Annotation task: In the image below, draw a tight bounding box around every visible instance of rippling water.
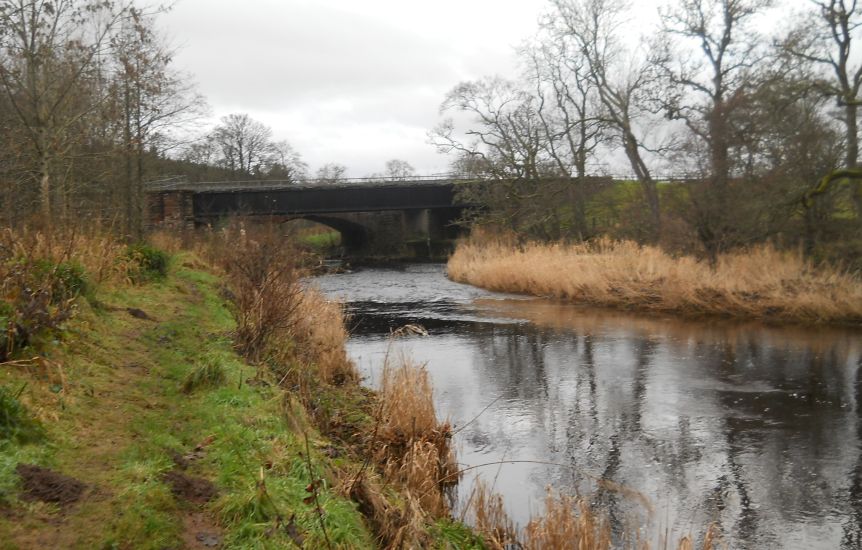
[313,264,862,549]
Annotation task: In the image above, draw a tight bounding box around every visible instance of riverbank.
[0,230,478,549]
[447,236,862,325]
[1,229,729,549]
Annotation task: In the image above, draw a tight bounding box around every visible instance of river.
[313,263,862,549]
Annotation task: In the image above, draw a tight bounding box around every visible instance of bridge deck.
[187,181,469,218]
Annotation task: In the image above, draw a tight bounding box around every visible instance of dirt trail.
[2,285,223,549]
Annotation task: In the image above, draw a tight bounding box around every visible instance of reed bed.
[376,355,458,517]
[467,482,721,550]
[289,289,357,385]
[342,352,461,548]
[448,236,862,324]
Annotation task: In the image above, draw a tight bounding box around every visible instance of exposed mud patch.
[162,470,218,503]
[16,464,86,506]
[181,512,223,549]
[126,307,156,321]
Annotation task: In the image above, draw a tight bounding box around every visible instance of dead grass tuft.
[448,234,862,324]
[464,479,519,550]
[339,352,459,547]
[0,227,131,284]
[465,481,723,550]
[523,490,611,550]
[376,354,458,500]
[288,289,357,386]
[347,473,430,549]
[676,523,722,550]
[0,227,134,360]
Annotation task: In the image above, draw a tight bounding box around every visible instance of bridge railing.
[144,173,702,193]
[143,174,489,192]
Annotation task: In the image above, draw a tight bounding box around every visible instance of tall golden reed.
[448,235,862,324]
[377,354,458,517]
[468,483,721,550]
[290,288,357,385]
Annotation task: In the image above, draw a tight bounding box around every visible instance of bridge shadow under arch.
[286,214,368,251]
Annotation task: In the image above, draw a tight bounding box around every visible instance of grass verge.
[0,249,377,548]
[0,226,480,549]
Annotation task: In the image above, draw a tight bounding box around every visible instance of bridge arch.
[286,214,368,251]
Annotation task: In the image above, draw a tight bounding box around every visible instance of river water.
[313,264,862,549]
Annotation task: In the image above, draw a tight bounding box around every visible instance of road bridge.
[145,177,474,257]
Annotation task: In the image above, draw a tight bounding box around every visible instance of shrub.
[125,244,170,283]
[33,259,89,302]
[211,224,304,363]
[0,385,44,444]
[0,257,87,360]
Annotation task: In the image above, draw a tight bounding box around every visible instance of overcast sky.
[157,0,708,177]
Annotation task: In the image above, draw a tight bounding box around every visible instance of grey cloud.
[162,0,547,176]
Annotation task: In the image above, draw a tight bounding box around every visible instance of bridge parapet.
[144,174,483,193]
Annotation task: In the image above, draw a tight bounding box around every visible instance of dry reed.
[374,354,458,519]
[464,479,519,550]
[289,289,357,385]
[523,490,611,550]
[346,472,433,549]
[448,235,862,324]
[0,227,132,284]
[466,482,722,550]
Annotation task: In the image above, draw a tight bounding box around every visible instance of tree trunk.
[570,176,587,240]
[134,142,145,240]
[621,130,661,239]
[802,204,817,258]
[846,103,862,219]
[123,80,134,238]
[39,155,51,229]
[846,103,859,168]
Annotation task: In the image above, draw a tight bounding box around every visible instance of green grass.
[0,384,44,444]
[180,354,227,394]
[431,519,487,549]
[301,231,341,250]
[0,252,376,549]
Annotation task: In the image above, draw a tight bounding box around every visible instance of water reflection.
[314,265,862,549]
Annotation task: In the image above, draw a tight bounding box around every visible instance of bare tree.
[656,0,774,259]
[781,0,862,216]
[267,140,307,183]
[432,77,571,237]
[432,77,549,181]
[384,159,415,180]
[549,0,664,238]
[0,0,130,226]
[211,113,276,178]
[315,162,347,184]
[526,28,608,237]
[111,6,206,236]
